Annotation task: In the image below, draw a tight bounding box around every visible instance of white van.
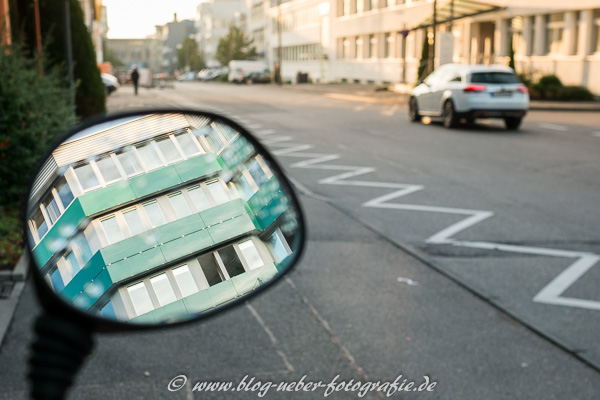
[228,60,269,83]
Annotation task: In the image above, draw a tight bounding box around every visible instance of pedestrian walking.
[131,65,140,95]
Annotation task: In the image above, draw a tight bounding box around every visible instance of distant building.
[266,0,600,93]
[27,114,296,322]
[196,0,249,67]
[158,14,197,72]
[105,38,161,71]
[78,0,107,64]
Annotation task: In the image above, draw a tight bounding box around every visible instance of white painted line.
[246,303,295,372]
[539,123,568,132]
[534,255,600,310]
[271,133,600,311]
[593,132,600,137]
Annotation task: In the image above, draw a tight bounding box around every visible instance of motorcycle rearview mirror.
[24,109,305,399]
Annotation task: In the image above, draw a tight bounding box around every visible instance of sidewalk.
[0,253,28,347]
[277,82,600,111]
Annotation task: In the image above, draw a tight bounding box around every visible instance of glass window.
[65,251,80,276]
[74,163,100,190]
[470,72,520,84]
[49,268,65,292]
[122,208,146,236]
[238,240,264,270]
[172,265,199,297]
[73,234,93,266]
[234,175,254,200]
[206,181,230,205]
[116,150,143,176]
[268,231,290,263]
[248,159,269,187]
[42,194,61,225]
[100,216,125,244]
[155,136,182,163]
[215,124,237,141]
[127,282,154,316]
[143,201,167,228]
[175,132,202,157]
[136,142,163,171]
[150,274,177,306]
[218,245,245,278]
[168,192,193,219]
[197,253,223,286]
[95,155,121,183]
[56,177,74,209]
[32,208,48,239]
[204,126,224,152]
[100,301,117,319]
[187,186,212,212]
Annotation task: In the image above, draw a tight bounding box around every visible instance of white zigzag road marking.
[265,135,600,311]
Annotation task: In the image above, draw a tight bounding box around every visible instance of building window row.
[29,177,75,243]
[274,43,323,61]
[338,0,407,17]
[251,2,264,21]
[274,6,320,33]
[43,154,274,293]
[339,32,396,59]
[29,122,239,248]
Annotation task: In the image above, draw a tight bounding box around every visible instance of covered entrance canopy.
[411,0,504,30]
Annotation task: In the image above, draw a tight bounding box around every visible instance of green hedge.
[519,73,595,101]
[0,46,76,269]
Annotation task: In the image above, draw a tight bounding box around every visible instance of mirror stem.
[28,311,94,400]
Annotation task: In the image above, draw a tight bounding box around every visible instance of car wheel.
[408,97,421,122]
[504,117,523,130]
[443,100,458,129]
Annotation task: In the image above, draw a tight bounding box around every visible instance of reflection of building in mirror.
[27,113,298,323]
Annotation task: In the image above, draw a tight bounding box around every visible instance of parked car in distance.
[101,73,120,96]
[177,71,197,82]
[228,60,269,83]
[243,70,271,84]
[204,67,229,81]
[409,64,529,130]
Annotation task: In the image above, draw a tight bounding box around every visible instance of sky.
[103,0,200,39]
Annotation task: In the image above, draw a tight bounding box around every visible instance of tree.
[508,37,516,72]
[177,37,205,71]
[417,32,430,83]
[215,26,257,67]
[103,40,124,67]
[17,0,106,119]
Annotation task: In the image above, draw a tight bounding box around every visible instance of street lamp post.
[318,2,330,84]
[63,0,74,109]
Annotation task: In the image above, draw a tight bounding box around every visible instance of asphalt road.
[1,83,598,399]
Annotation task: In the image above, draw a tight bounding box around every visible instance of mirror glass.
[26,112,303,325]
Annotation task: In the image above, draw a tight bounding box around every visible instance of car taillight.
[516,85,528,94]
[463,84,486,93]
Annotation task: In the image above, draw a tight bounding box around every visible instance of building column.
[562,11,577,55]
[462,21,471,63]
[522,16,532,56]
[494,18,509,57]
[577,9,593,57]
[533,14,546,56]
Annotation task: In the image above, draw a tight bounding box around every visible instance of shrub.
[0,207,22,271]
[556,85,595,101]
[18,0,106,119]
[0,45,76,207]
[0,45,76,270]
[538,74,562,88]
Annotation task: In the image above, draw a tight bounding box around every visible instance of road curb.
[0,253,29,349]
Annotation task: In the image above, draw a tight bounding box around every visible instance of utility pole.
[276,0,282,85]
[430,0,436,74]
[33,0,43,76]
[63,0,74,109]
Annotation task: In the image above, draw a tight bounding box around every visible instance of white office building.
[266,0,600,93]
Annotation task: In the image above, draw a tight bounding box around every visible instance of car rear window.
[470,72,520,84]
